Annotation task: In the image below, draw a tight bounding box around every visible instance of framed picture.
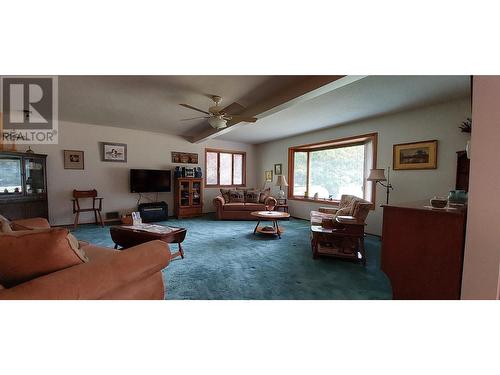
[274,163,282,175]
[393,140,438,170]
[171,151,198,164]
[265,170,273,182]
[63,150,84,170]
[102,142,127,162]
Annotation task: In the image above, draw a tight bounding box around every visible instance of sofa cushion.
[0,228,87,287]
[223,203,246,211]
[244,203,267,211]
[11,217,51,231]
[259,188,271,203]
[245,190,260,203]
[220,188,231,202]
[228,189,245,203]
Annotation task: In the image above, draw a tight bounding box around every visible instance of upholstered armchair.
[310,194,371,227]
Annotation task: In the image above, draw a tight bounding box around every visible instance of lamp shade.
[208,116,227,129]
[367,168,387,181]
[275,175,289,187]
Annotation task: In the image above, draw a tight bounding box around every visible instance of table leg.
[275,220,281,239]
[253,220,260,235]
[114,243,118,249]
[178,242,184,259]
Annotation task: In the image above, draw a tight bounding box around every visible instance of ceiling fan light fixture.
[208,116,227,129]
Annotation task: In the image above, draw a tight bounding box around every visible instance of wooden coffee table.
[110,224,187,259]
[251,210,290,239]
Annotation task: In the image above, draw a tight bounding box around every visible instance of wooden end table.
[310,215,366,265]
[250,210,290,239]
[110,224,187,259]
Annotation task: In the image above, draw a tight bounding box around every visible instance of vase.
[448,190,468,204]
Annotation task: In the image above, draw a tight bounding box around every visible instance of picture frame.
[274,163,282,175]
[171,151,198,164]
[265,170,273,182]
[393,140,438,170]
[102,142,127,162]
[63,150,84,170]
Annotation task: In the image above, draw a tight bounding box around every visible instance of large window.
[288,133,377,204]
[205,149,246,187]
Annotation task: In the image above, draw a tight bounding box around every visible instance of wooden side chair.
[72,189,104,229]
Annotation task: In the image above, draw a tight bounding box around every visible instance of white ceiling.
[58,75,470,145]
[58,75,305,138]
[220,75,471,144]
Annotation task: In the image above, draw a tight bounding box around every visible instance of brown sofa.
[213,195,278,220]
[0,218,170,300]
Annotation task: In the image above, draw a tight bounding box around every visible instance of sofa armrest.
[0,240,170,300]
[11,217,51,230]
[213,195,225,206]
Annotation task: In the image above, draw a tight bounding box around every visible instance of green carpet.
[71,215,392,299]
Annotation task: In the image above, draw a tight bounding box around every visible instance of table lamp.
[275,175,288,199]
[367,167,394,204]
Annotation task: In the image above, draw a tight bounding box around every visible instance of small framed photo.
[265,170,273,182]
[274,163,282,175]
[393,140,438,170]
[102,142,127,162]
[63,150,84,170]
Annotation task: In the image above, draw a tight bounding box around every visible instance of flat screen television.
[130,169,171,193]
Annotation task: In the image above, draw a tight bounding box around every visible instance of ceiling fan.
[180,95,257,129]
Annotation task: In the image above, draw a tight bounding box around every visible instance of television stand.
[138,201,168,222]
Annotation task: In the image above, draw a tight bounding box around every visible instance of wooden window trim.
[205,148,247,188]
[287,133,378,208]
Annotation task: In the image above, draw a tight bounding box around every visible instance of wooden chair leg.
[94,210,98,225]
[73,212,80,230]
[97,210,104,227]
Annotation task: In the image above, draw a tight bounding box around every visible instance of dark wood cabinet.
[0,151,48,220]
[173,178,203,218]
[381,201,466,299]
[456,150,470,192]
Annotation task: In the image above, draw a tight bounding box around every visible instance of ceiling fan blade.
[180,116,210,121]
[226,115,258,123]
[221,102,245,115]
[179,103,210,115]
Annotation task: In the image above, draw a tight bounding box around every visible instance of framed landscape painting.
[393,140,438,170]
[102,142,127,162]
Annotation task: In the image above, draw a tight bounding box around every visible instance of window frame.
[287,133,378,207]
[205,148,247,188]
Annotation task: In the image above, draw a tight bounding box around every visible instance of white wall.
[256,98,471,235]
[30,121,256,225]
[461,76,500,300]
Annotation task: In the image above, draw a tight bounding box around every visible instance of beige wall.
[461,76,500,300]
[31,121,256,225]
[256,98,471,235]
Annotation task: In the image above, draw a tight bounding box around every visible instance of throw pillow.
[259,188,271,203]
[0,228,87,288]
[0,214,12,233]
[228,189,245,203]
[334,204,354,218]
[220,188,231,203]
[66,232,90,262]
[245,190,260,203]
